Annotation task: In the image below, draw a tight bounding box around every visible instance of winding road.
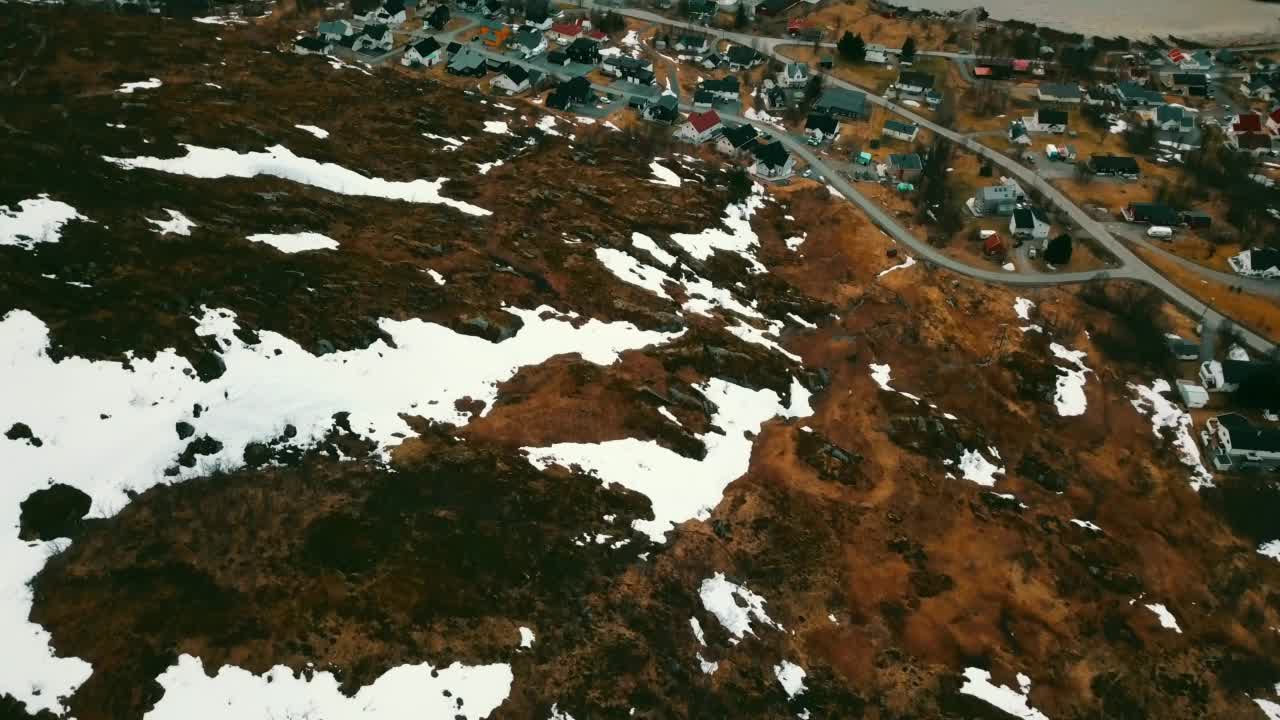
[572,1,1277,354]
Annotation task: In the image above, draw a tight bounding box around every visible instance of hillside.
[2,6,1280,720]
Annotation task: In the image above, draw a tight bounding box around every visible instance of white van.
[1147,225,1173,239]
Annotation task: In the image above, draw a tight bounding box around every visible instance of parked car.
[1147,225,1174,239]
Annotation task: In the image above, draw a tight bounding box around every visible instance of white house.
[1203,413,1280,471]
[674,110,723,144]
[1199,359,1273,392]
[804,113,839,144]
[361,3,407,27]
[1023,108,1068,133]
[1241,75,1274,101]
[1009,207,1050,241]
[294,36,332,55]
[751,141,795,181]
[353,25,394,53]
[1175,380,1209,408]
[864,43,889,64]
[881,119,918,143]
[1228,247,1280,278]
[777,62,809,88]
[491,65,531,94]
[401,37,443,67]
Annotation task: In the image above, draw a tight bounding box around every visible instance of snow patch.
[649,160,682,187]
[877,255,917,278]
[518,626,535,649]
[146,209,197,236]
[0,196,88,249]
[294,124,329,139]
[246,232,337,253]
[631,232,675,266]
[1049,343,1090,417]
[670,184,767,273]
[959,668,1050,720]
[774,661,807,699]
[784,233,807,251]
[426,268,446,285]
[1128,380,1214,489]
[483,120,511,135]
[116,77,162,93]
[698,572,782,641]
[1145,603,1182,633]
[144,654,513,720]
[105,144,491,217]
[1013,297,1035,320]
[1259,540,1280,562]
[1070,519,1103,532]
[594,248,673,299]
[957,448,1005,487]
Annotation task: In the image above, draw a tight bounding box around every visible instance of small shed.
[1176,380,1209,408]
[983,234,1006,256]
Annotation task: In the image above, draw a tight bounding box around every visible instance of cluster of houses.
[669,109,795,180]
[1224,109,1280,157]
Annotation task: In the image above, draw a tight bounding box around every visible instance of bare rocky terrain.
[3,5,1280,720]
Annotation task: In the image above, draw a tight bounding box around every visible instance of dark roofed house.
[491,64,531,94]
[294,36,332,55]
[546,49,569,66]
[566,36,600,65]
[546,75,593,110]
[896,70,934,94]
[751,141,795,180]
[717,123,759,155]
[701,76,739,102]
[814,87,868,119]
[1124,202,1180,225]
[804,113,840,143]
[427,4,450,29]
[888,153,923,182]
[1037,83,1082,103]
[1228,247,1280,278]
[1205,413,1280,471]
[641,93,680,124]
[447,46,487,76]
[693,88,716,107]
[726,45,763,70]
[882,119,918,142]
[1169,72,1209,95]
[1089,154,1140,178]
[1032,108,1068,132]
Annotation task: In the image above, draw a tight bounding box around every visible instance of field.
[1132,245,1280,343]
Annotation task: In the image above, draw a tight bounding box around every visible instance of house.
[888,153,923,182]
[485,55,509,72]
[1177,380,1209,408]
[456,0,482,11]
[1215,48,1240,67]
[360,1,407,27]
[1200,360,1273,393]
[675,35,710,54]
[692,88,716,108]
[1242,75,1276,101]
[699,77,739,103]
[1010,207,1050,241]
[1025,108,1068,133]
[983,233,1006,257]
[1009,119,1031,145]
[818,55,834,70]
[1089,154,1140,179]
[805,113,840,144]
[1166,335,1202,361]
[1177,48,1214,71]
[675,109,723,144]
[971,183,1024,216]
[546,76,593,110]
[566,36,600,65]
[1229,131,1274,156]
[480,23,511,49]
[1153,104,1196,133]
[353,25,393,53]
[317,19,353,42]
[778,62,809,88]
[751,141,795,181]
[882,119,918,143]
[639,94,679,124]
[1233,112,1264,134]
[726,45,763,71]
[1203,414,1280,471]
[717,123,759,155]
[482,0,505,18]
[814,87,868,119]
[924,88,943,108]
[401,37,443,67]
[755,0,801,15]
[549,19,584,44]
[294,36,332,55]
[513,28,547,57]
[1268,108,1280,135]
[447,47,487,76]
[686,0,715,17]
[1084,86,1112,106]
[1228,248,1280,278]
[1182,210,1212,229]
[426,4,449,30]
[603,55,655,84]
[1115,81,1165,107]
[491,64,531,94]
[760,81,787,110]
[1037,83,1082,103]
[546,50,569,66]
[1168,72,1209,97]
[864,43,889,64]
[1123,202,1180,225]
[445,40,462,56]
[896,70,934,95]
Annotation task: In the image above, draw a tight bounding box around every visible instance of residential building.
[881,119,918,143]
[1241,75,1276,101]
[778,62,809,88]
[491,65,531,94]
[675,35,710,54]
[546,76,593,110]
[1115,81,1165,107]
[480,23,511,49]
[726,45,763,70]
[549,19,585,44]
[717,123,759,155]
[1267,108,1280,135]
[603,56,656,85]
[983,234,1006,257]
[864,43,889,64]
[1089,154,1140,179]
[360,1,406,27]
[888,153,923,182]
[401,37,443,67]
[513,28,547,57]
[1153,104,1195,133]
[641,94,680,124]
[1025,107,1067,133]
[565,36,600,65]
[446,46,487,76]
[760,81,787,110]
[1167,72,1210,97]
[814,87,868,119]
[674,109,723,144]
[1009,119,1031,145]
[970,183,1024,216]
[1010,207,1050,241]
[700,77,739,103]
[1166,335,1202,361]
[1228,248,1280,279]
[353,25,393,53]
[426,5,449,30]
[896,70,934,95]
[317,19,353,41]
[1123,202,1180,225]
[546,50,569,66]
[1037,83,1081,103]
[804,113,840,144]
[1228,131,1274,156]
[751,141,795,180]
[1200,360,1273,393]
[1203,414,1280,471]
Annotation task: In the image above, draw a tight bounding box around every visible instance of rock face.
[19,485,92,541]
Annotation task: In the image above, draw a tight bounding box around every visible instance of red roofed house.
[550,19,584,44]
[983,234,1006,257]
[1267,107,1280,134]
[1229,131,1275,156]
[1234,112,1263,134]
[1168,48,1187,64]
[675,109,723,144]
[586,30,607,42]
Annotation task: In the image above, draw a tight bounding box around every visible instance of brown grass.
[792,2,957,52]
[1132,245,1280,342]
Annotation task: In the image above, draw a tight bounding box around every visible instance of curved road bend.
[572,2,1276,352]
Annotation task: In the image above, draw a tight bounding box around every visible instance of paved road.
[1110,227,1280,299]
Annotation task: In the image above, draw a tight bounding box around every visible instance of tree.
[1124,120,1157,155]
[837,31,865,63]
[726,167,753,203]
[901,36,917,63]
[1045,234,1073,265]
[734,2,747,29]
[524,0,549,23]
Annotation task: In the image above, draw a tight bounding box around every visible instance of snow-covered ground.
[670,184,768,273]
[246,232,339,253]
[0,305,678,713]
[1049,343,1090,417]
[698,572,782,642]
[1128,380,1214,489]
[294,124,329,139]
[144,654,512,720]
[774,661,807,699]
[1145,603,1182,633]
[146,209,197,236]
[957,448,1005,487]
[0,196,89,249]
[877,255,916,278]
[525,378,811,541]
[104,144,491,217]
[116,77,162,93]
[958,668,1050,720]
[649,160,682,187]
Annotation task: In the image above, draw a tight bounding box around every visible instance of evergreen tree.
[901,36,917,63]
[837,31,866,63]
[1045,234,1073,265]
